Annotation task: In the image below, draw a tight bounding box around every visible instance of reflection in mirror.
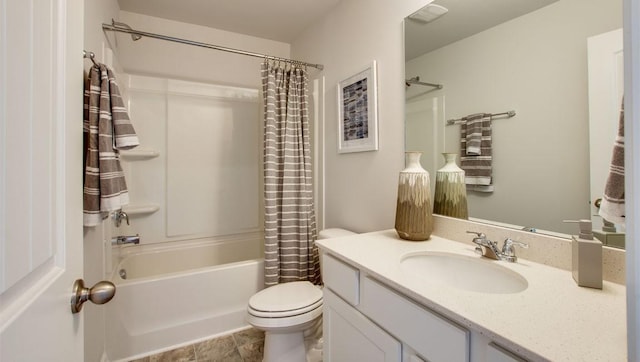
[404,0,623,244]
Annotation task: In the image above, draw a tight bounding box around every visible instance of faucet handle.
[501,238,528,262]
[113,210,129,227]
[466,231,485,238]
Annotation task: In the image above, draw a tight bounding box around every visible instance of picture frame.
[337,60,379,153]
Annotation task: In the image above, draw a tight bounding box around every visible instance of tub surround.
[317,226,626,361]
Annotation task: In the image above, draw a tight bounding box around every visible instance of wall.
[83,1,121,361]
[405,0,622,234]
[291,0,431,232]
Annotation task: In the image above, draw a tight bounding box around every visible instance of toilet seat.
[248,281,323,318]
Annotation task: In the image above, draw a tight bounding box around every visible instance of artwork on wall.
[337,61,379,153]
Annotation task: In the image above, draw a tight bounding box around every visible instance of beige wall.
[292,0,430,233]
[406,0,622,234]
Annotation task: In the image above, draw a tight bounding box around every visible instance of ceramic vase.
[433,153,468,219]
[394,152,433,241]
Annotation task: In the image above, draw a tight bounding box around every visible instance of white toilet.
[247,228,356,362]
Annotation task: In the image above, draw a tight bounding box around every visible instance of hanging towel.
[83,64,139,227]
[460,113,494,192]
[599,99,625,225]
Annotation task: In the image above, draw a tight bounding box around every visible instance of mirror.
[404,0,623,240]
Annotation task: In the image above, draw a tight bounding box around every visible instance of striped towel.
[599,99,625,225]
[460,113,494,192]
[83,64,139,226]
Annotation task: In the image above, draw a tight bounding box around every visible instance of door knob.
[71,279,116,314]
[594,198,602,209]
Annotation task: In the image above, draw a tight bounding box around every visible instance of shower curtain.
[261,61,320,286]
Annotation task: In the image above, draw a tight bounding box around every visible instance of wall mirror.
[404,0,624,243]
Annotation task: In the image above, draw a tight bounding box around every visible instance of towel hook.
[83,50,99,67]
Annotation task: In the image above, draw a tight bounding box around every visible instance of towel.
[83,64,139,226]
[599,99,625,225]
[460,113,494,192]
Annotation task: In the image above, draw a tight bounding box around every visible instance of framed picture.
[337,61,378,153]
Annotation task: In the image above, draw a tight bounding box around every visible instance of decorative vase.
[394,152,433,241]
[433,153,468,219]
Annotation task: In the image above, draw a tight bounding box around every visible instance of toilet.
[247,228,356,362]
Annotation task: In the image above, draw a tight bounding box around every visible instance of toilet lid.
[248,281,322,317]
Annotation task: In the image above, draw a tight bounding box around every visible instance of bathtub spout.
[112,234,140,245]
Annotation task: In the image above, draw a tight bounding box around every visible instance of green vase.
[433,153,468,219]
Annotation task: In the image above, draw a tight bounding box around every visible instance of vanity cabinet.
[322,253,528,362]
[323,289,402,361]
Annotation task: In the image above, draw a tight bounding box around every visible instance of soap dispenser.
[593,219,626,249]
[563,219,602,289]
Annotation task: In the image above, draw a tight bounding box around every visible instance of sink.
[400,251,528,294]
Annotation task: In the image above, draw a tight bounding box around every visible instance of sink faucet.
[467,231,501,260]
[466,231,528,262]
[111,234,140,245]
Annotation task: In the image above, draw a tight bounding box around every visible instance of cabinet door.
[324,289,402,362]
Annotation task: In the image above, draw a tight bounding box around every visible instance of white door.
[0,0,85,360]
[587,28,624,231]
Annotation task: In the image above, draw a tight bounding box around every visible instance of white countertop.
[317,229,627,361]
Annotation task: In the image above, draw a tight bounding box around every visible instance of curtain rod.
[405,76,443,89]
[102,21,324,71]
[446,110,516,125]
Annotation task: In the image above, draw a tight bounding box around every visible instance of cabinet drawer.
[487,343,527,362]
[322,253,360,305]
[361,277,469,362]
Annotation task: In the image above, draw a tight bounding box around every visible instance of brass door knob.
[71,279,116,314]
[594,198,602,209]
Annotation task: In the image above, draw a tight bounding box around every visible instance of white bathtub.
[104,233,264,362]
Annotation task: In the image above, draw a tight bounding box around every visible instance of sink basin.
[400,251,528,294]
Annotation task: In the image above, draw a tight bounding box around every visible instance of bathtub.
[104,233,264,362]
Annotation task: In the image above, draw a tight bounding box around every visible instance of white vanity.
[317,229,626,361]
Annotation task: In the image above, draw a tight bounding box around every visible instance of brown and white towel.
[599,99,625,225]
[83,64,139,226]
[460,113,494,192]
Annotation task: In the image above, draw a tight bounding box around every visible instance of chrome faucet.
[111,234,140,245]
[466,231,528,262]
[113,210,129,227]
[501,238,529,262]
[467,231,501,260]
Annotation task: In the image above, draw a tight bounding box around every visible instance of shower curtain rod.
[102,21,324,70]
[405,76,443,89]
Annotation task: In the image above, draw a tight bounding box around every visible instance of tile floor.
[130,328,265,362]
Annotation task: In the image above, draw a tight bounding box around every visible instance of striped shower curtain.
[261,61,320,286]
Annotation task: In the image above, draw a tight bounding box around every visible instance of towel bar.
[446,110,516,125]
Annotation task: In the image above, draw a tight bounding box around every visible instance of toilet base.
[263,331,306,362]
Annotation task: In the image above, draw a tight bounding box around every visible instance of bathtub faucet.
[111,234,140,245]
[113,210,129,227]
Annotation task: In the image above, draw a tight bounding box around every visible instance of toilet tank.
[318,228,356,240]
[317,228,356,280]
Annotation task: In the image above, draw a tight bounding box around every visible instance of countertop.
[316,229,627,361]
